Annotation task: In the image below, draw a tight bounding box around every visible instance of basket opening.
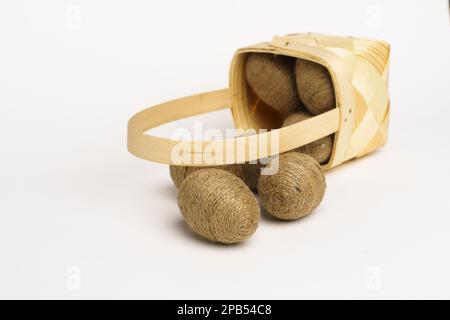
[231,51,337,165]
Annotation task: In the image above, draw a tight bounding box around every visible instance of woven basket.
[128,33,390,169]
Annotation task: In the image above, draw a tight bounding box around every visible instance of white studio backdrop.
[0,0,449,299]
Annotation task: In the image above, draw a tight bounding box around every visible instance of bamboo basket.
[128,33,390,169]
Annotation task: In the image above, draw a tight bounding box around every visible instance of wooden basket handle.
[127,88,340,166]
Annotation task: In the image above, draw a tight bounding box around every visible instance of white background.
[0,0,449,299]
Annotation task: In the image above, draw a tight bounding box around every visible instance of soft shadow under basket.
[128,33,390,169]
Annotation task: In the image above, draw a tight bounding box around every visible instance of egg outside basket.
[128,33,390,169]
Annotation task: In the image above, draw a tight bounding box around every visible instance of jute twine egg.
[245,53,299,117]
[169,164,244,189]
[295,59,336,115]
[178,169,260,244]
[283,111,334,164]
[258,152,326,220]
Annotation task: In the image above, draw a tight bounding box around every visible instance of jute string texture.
[295,58,336,115]
[178,169,260,244]
[245,53,299,117]
[283,111,333,164]
[258,152,326,220]
[169,164,244,188]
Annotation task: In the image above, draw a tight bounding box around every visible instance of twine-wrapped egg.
[169,164,244,189]
[178,169,260,244]
[295,59,336,115]
[283,111,334,164]
[245,53,299,117]
[258,152,326,220]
